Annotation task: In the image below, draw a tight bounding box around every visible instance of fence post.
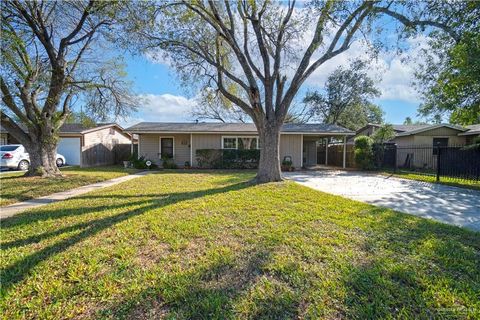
[393,144,397,173]
[436,146,441,182]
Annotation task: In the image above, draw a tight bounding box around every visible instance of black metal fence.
[375,144,480,182]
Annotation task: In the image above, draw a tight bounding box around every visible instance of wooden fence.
[327,144,356,168]
[81,143,131,167]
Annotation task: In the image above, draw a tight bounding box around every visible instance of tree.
[127,0,464,182]
[415,2,480,125]
[372,124,395,144]
[1,0,135,177]
[65,112,96,128]
[404,117,413,125]
[303,60,381,130]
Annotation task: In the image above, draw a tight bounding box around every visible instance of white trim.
[159,136,175,159]
[138,135,141,160]
[221,135,259,149]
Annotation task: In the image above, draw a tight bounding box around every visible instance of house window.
[222,136,258,150]
[433,137,448,155]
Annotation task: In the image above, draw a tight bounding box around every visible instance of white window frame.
[221,136,259,150]
[159,136,175,159]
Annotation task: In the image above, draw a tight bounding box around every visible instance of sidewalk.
[0,171,153,219]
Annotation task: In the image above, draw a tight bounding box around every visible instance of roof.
[458,124,480,136]
[396,123,467,137]
[356,123,431,134]
[1,123,130,137]
[125,122,355,135]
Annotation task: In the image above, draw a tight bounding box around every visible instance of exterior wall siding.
[280,134,302,168]
[84,127,131,147]
[139,133,304,168]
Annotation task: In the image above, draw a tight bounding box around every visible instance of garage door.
[58,137,81,165]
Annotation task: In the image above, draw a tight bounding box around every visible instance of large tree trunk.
[256,124,282,183]
[24,137,62,178]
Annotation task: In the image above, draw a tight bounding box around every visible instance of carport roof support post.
[343,136,346,169]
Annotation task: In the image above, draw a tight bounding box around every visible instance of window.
[0,145,19,151]
[433,137,448,155]
[222,137,237,149]
[222,136,258,150]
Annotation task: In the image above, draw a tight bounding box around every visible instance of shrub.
[195,149,260,169]
[161,155,178,169]
[354,135,374,170]
[130,155,158,169]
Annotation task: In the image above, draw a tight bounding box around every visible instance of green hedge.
[196,149,260,169]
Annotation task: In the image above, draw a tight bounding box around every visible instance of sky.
[118,21,429,128]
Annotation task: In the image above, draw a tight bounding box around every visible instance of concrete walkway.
[285,170,480,232]
[0,171,153,219]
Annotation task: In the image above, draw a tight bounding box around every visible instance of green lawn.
[1,172,479,319]
[0,166,138,206]
[382,170,480,191]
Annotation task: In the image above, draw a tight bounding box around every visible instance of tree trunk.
[24,138,62,177]
[256,124,282,183]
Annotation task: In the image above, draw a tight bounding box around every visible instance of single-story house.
[1,123,132,166]
[125,122,355,169]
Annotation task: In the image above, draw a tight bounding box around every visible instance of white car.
[0,145,66,171]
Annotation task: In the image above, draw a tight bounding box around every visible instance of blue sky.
[120,35,425,127]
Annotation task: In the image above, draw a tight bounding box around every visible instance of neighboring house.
[458,124,480,145]
[57,123,132,166]
[125,122,355,168]
[1,123,131,167]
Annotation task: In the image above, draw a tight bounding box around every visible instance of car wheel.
[56,158,64,167]
[18,160,29,171]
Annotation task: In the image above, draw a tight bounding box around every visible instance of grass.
[0,166,138,206]
[382,170,480,191]
[1,171,479,319]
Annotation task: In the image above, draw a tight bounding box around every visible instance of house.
[125,122,355,168]
[458,124,480,145]
[355,123,469,146]
[1,123,132,166]
[57,123,132,166]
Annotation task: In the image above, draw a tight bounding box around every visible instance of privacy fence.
[81,143,131,167]
[375,144,480,182]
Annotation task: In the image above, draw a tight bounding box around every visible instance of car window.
[0,145,19,151]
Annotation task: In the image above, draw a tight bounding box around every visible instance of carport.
[302,134,353,168]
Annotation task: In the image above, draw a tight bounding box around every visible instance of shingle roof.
[1,123,125,135]
[459,124,480,135]
[391,124,432,132]
[125,122,354,135]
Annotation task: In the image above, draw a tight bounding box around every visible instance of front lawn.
[382,170,480,191]
[1,172,479,319]
[0,166,138,206]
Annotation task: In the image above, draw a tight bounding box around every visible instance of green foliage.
[303,61,382,130]
[65,112,96,128]
[371,124,396,144]
[161,156,178,169]
[196,149,260,169]
[415,4,480,125]
[128,154,158,169]
[354,136,374,170]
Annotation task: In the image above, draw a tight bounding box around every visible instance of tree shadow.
[1,181,252,295]
[340,208,480,319]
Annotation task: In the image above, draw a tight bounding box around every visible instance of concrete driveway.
[284,170,480,232]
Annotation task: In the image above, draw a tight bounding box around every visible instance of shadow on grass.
[341,208,480,319]
[1,181,253,295]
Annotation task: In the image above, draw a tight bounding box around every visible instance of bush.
[161,156,178,169]
[195,149,260,169]
[354,136,374,170]
[129,154,158,169]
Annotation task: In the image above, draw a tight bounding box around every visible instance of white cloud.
[119,93,197,127]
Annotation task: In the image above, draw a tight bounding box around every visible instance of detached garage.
[57,123,132,167]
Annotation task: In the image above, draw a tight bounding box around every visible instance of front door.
[160,138,174,159]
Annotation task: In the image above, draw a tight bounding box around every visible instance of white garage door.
[58,137,81,165]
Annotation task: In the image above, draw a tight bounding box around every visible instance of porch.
[301,134,353,169]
